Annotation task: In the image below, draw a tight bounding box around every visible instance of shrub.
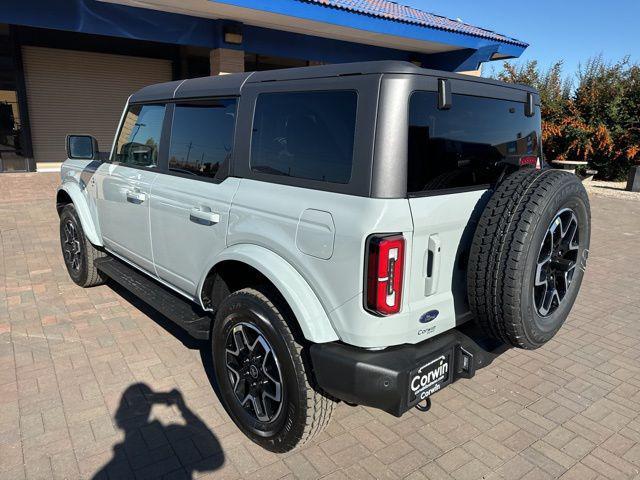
[493,56,640,180]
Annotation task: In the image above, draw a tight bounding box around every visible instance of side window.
[168,99,237,179]
[113,104,165,167]
[250,90,357,184]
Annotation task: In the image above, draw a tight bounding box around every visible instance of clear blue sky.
[406,0,640,77]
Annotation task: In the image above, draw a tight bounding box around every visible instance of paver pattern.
[1,173,639,480]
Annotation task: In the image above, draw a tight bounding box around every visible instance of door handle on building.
[126,190,146,204]
[189,207,220,226]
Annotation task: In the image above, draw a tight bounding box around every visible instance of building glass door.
[0,31,29,172]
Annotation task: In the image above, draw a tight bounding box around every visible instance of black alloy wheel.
[224,322,283,423]
[534,208,580,317]
[62,218,83,273]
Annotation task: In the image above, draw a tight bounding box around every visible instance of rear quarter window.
[408,92,541,194]
[250,90,357,184]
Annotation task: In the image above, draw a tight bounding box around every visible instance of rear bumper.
[309,324,507,417]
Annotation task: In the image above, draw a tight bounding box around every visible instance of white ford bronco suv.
[57,61,590,453]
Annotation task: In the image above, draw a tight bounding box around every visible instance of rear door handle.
[424,234,441,296]
[126,190,146,204]
[189,207,220,226]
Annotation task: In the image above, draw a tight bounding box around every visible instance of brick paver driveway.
[1,173,639,480]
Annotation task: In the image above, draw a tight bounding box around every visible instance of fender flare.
[57,183,103,247]
[201,244,339,344]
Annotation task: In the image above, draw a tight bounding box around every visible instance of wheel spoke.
[540,286,559,317]
[227,364,241,391]
[250,395,269,422]
[566,218,579,251]
[261,351,282,402]
[535,259,549,287]
[225,328,243,357]
[559,264,576,295]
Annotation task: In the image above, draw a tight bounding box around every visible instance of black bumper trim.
[310,324,507,417]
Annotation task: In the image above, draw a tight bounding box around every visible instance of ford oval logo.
[419,310,439,324]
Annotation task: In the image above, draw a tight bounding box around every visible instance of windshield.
[408,91,541,194]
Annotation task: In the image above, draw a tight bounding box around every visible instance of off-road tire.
[212,287,335,452]
[59,204,106,287]
[467,169,591,349]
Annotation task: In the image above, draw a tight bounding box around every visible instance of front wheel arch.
[56,184,102,247]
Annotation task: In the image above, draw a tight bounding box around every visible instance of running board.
[95,256,211,339]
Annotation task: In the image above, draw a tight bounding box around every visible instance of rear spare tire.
[468,169,590,349]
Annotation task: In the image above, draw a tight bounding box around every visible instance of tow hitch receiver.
[415,397,431,412]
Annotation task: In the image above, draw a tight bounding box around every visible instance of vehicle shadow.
[108,281,207,350]
[107,281,222,394]
[92,383,225,479]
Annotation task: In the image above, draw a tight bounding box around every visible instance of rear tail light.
[365,234,405,315]
[520,156,541,169]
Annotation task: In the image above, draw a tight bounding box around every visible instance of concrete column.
[210,48,244,75]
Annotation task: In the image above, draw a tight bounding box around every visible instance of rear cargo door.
[407,191,489,331]
[406,89,542,330]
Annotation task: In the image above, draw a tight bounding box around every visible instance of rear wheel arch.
[198,246,339,344]
[200,260,267,310]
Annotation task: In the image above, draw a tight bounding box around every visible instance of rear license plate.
[408,351,451,407]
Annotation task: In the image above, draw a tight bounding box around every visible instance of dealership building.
[0,0,527,173]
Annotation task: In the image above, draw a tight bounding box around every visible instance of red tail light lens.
[365,234,405,315]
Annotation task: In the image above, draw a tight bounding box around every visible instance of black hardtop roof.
[129,60,537,103]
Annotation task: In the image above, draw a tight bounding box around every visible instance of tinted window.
[251,91,357,184]
[168,99,237,179]
[113,104,165,167]
[408,92,541,194]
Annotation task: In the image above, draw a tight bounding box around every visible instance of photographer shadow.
[93,383,224,479]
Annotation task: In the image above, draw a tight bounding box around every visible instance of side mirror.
[66,135,99,160]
